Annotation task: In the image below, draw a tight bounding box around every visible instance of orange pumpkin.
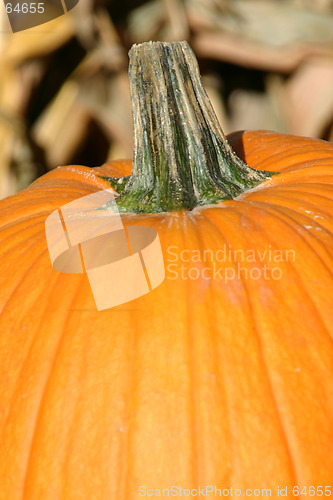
[0,41,332,500]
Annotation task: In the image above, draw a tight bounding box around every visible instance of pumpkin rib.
[247,195,333,285]
[29,164,123,190]
[144,212,197,483]
[210,200,327,320]
[60,345,90,498]
[28,185,108,198]
[241,294,299,486]
[0,204,59,226]
[205,240,235,484]
[229,131,333,173]
[196,214,242,484]
[209,197,333,350]
[245,192,333,237]
[230,130,333,155]
[244,152,333,172]
[256,184,333,197]
[243,195,333,247]
[200,212,239,478]
[0,178,117,247]
[21,279,84,498]
[240,186,333,219]
[205,206,333,482]
[120,321,138,500]
[187,213,249,484]
[0,230,55,310]
[0,217,48,248]
[234,200,333,337]
[259,170,333,188]
[209,291,234,484]
[229,196,332,243]
[243,198,333,269]
[202,212,299,483]
[242,187,333,225]
[65,333,93,497]
[0,191,94,226]
[182,212,205,484]
[0,269,67,497]
[245,186,333,206]
[0,243,49,317]
[285,158,333,168]
[0,236,50,315]
[0,253,63,394]
[204,210,299,474]
[262,184,333,195]
[185,212,236,483]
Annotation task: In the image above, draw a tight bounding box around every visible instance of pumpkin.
[0,41,332,500]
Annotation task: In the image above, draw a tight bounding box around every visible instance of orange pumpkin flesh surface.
[0,42,333,499]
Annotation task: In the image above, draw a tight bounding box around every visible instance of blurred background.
[1,0,333,198]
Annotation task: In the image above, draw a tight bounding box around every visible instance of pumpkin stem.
[108,41,272,213]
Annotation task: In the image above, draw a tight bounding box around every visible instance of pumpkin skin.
[0,130,332,499]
